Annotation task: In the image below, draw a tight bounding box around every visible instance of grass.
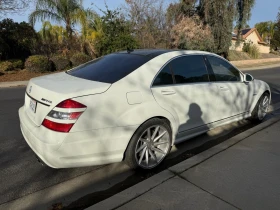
[229,50,280,61]
[228,50,252,61]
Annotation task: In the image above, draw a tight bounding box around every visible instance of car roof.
[117,49,213,59]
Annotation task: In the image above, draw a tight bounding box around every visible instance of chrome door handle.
[161,90,176,95]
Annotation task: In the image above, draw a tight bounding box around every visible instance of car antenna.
[127,47,134,53]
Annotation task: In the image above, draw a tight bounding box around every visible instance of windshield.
[67,53,150,83]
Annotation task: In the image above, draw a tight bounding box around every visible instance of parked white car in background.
[19,49,270,170]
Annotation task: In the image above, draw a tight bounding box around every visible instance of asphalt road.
[0,66,279,209]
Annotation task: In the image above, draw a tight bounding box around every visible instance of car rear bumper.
[19,106,138,168]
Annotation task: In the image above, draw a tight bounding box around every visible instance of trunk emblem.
[28,86,32,94]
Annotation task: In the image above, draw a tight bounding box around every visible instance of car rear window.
[67,53,150,83]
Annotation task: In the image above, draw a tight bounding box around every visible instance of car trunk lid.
[24,72,111,126]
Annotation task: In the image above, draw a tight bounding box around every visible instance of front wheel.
[124,118,172,170]
[250,93,270,122]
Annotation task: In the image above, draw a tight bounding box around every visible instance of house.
[230,28,270,53]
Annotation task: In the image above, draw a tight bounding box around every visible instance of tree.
[0,0,30,17]
[29,0,93,40]
[167,0,197,25]
[93,8,138,56]
[197,0,255,57]
[124,0,168,48]
[171,16,215,51]
[199,0,236,56]
[235,0,256,41]
[0,19,38,60]
[255,21,276,43]
[271,10,280,50]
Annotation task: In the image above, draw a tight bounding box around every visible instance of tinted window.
[67,54,150,83]
[207,56,241,82]
[153,65,174,86]
[170,55,209,84]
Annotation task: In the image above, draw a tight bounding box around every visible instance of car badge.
[29,86,32,94]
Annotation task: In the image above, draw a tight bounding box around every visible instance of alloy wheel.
[135,125,170,169]
[258,95,269,120]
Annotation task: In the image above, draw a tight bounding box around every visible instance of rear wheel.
[250,93,270,122]
[124,118,172,170]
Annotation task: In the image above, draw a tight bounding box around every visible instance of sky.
[4,0,280,31]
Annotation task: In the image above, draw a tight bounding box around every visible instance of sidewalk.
[88,116,280,210]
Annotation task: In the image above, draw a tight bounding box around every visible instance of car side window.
[152,65,174,86]
[169,55,209,84]
[206,56,241,82]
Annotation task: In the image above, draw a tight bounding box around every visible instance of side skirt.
[174,112,250,145]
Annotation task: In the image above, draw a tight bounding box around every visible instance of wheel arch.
[122,115,176,161]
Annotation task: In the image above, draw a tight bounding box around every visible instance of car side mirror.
[244,73,254,83]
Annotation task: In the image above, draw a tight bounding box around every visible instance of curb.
[0,81,28,88]
[87,115,280,210]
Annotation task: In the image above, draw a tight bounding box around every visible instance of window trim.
[151,54,211,88]
[205,55,245,83]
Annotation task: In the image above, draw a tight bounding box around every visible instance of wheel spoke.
[263,97,268,106]
[138,147,147,164]
[145,149,149,166]
[151,126,160,141]
[139,138,149,144]
[149,149,157,162]
[136,144,146,154]
[152,147,166,155]
[154,140,169,146]
[147,128,151,141]
[153,131,167,142]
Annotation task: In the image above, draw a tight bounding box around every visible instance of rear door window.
[152,65,174,86]
[170,55,209,84]
[67,53,150,83]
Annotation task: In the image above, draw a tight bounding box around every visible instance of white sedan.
[19,50,270,170]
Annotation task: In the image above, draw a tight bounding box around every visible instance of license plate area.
[29,98,37,113]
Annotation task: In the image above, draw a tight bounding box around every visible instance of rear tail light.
[42,119,74,133]
[56,99,86,108]
[42,99,87,133]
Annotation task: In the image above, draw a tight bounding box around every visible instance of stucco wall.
[258,45,270,53]
[246,32,259,45]
[230,40,243,51]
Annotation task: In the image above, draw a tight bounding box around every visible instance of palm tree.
[29,0,93,39]
[39,21,66,43]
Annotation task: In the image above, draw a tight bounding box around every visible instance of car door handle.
[219,86,229,91]
[161,90,176,95]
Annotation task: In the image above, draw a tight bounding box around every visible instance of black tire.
[250,92,270,122]
[124,118,172,170]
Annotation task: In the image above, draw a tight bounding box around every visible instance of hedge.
[25,55,54,72]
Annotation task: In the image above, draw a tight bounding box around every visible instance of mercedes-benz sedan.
[19,49,270,170]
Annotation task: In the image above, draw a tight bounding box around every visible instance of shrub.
[70,53,91,67]
[9,59,24,69]
[25,55,54,72]
[0,61,14,72]
[51,55,71,71]
[171,16,215,51]
[242,41,260,59]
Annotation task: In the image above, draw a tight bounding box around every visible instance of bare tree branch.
[0,0,31,17]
